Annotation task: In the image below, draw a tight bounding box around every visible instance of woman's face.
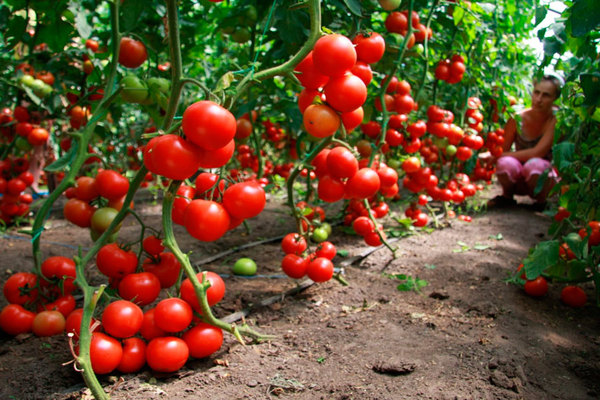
[531,80,558,111]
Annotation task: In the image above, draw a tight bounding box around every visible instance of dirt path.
[1,198,599,400]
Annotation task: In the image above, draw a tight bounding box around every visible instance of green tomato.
[15,136,32,151]
[19,74,35,87]
[233,257,257,276]
[121,75,149,104]
[40,83,53,97]
[378,0,401,10]
[320,222,332,236]
[147,77,170,108]
[387,158,401,170]
[432,137,448,148]
[90,207,121,234]
[244,5,258,24]
[231,27,251,43]
[30,79,46,96]
[311,227,329,243]
[445,145,457,157]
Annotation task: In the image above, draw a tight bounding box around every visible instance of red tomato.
[0,304,35,335]
[41,256,77,295]
[142,252,181,289]
[312,34,357,77]
[182,101,236,151]
[101,300,144,338]
[154,298,193,333]
[324,74,367,113]
[183,323,223,359]
[172,184,195,225]
[63,198,95,228]
[303,104,340,138]
[385,11,408,33]
[197,139,235,168]
[117,337,147,373]
[281,254,308,279]
[351,61,373,86]
[345,168,381,199]
[327,147,358,180]
[524,276,548,297]
[352,216,375,236]
[560,286,586,308]
[184,200,230,242]
[315,241,336,260]
[65,308,98,338]
[143,235,164,256]
[145,135,202,180]
[85,38,99,52]
[3,272,38,305]
[377,166,398,188]
[39,294,76,317]
[146,337,189,373]
[413,212,429,227]
[318,175,346,203]
[281,233,308,255]
[180,271,226,310]
[118,37,147,68]
[294,51,330,89]
[89,332,123,374]
[222,181,266,220]
[140,308,167,340]
[32,310,65,337]
[74,176,99,201]
[96,243,138,279]
[307,257,334,282]
[194,172,222,199]
[118,272,161,306]
[95,170,129,201]
[353,32,385,64]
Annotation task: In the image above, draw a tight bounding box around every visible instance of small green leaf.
[523,240,560,279]
[488,233,503,240]
[568,0,600,37]
[45,143,77,172]
[342,0,362,16]
[215,71,235,92]
[580,73,600,106]
[37,18,73,51]
[553,142,575,171]
[425,264,436,270]
[336,249,349,257]
[534,5,548,27]
[473,244,491,251]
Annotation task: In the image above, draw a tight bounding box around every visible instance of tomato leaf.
[341,0,361,17]
[567,260,589,280]
[70,3,92,39]
[523,240,559,279]
[552,142,575,171]
[567,0,600,37]
[534,5,548,27]
[37,18,73,52]
[336,249,349,257]
[46,143,78,172]
[580,73,600,106]
[4,14,27,50]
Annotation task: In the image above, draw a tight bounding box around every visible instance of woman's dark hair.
[536,74,562,99]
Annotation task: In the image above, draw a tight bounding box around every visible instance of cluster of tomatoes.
[16,63,54,98]
[0,256,77,337]
[482,126,506,159]
[62,170,130,240]
[384,9,433,48]
[280,231,337,282]
[171,172,266,243]
[297,31,383,137]
[434,55,467,84]
[0,156,34,224]
[0,106,50,152]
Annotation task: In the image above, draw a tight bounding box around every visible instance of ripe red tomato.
[95,169,129,201]
[294,51,330,89]
[315,241,336,260]
[74,176,99,201]
[317,175,346,203]
[183,323,223,359]
[142,252,181,289]
[455,146,473,161]
[307,257,334,282]
[323,74,367,113]
[118,272,161,306]
[197,139,235,168]
[85,38,99,52]
[101,300,144,338]
[172,184,194,225]
[281,254,308,279]
[353,32,385,64]
[413,212,429,227]
[140,308,167,340]
[312,34,356,77]
[0,304,35,335]
[181,271,226,310]
[65,308,98,338]
[153,298,193,333]
[117,337,147,373]
[182,101,236,151]
[39,294,76,317]
[222,181,266,220]
[353,216,375,236]
[41,256,76,295]
[142,235,164,256]
[395,94,415,114]
[560,286,586,307]
[351,61,373,86]
[194,172,223,199]
[3,272,38,305]
[184,200,230,242]
[118,37,147,68]
[146,337,189,373]
[281,233,308,255]
[63,198,95,228]
[345,168,381,199]
[385,11,408,33]
[96,243,138,279]
[89,332,123,374]
[145,134,202,180]
[32,310,66,337]
[524,276,548,297]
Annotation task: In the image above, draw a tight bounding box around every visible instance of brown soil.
[1,193,599,400]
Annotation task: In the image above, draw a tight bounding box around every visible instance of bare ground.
[1,192,599,400]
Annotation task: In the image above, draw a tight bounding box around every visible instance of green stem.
[229,0,322,107]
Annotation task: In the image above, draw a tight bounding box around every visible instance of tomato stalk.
[362,199,397,256]
[413,0,440,106]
